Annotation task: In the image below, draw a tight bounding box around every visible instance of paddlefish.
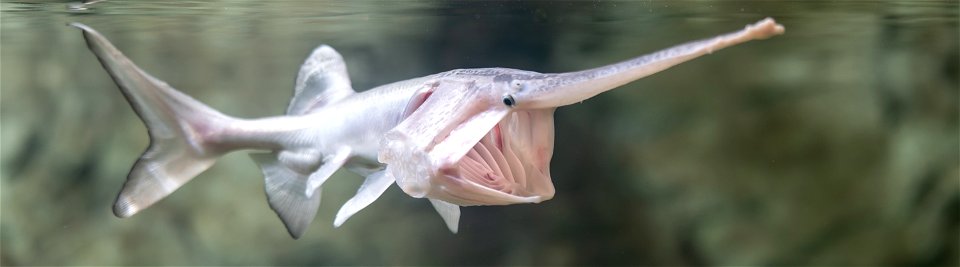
[71,18,784,239]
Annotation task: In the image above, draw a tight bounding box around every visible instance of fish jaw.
[379,80,556,206]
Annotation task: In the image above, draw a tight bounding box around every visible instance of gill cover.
[380,80,556,206]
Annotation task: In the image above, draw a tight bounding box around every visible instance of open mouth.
[441,111,557,205]
[379,81,556,206]
[457,124,518,195]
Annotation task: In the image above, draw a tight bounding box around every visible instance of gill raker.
[71,18,784,239]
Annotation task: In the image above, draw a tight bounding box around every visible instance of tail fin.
[72,23,231,218]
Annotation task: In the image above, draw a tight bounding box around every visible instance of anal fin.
[251,153,322,239]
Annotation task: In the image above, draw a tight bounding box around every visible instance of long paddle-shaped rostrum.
[72,18,784,239]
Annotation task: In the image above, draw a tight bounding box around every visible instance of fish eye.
[502,94,516,107]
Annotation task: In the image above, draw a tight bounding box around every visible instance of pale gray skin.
[71,18,784,239]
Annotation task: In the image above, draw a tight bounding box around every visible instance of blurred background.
[1,0,957,265]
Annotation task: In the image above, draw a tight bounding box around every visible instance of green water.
[1,0,957,265]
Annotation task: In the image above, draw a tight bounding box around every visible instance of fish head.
[380,73,562,206]
[380,16,787,205]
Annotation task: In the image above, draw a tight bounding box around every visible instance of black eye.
[502,94,516,107]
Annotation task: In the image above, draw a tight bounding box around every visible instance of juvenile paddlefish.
[71,18,784,238]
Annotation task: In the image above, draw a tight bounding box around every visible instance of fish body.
[71,18,784,238]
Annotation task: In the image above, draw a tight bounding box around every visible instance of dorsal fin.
[287,45,355,115]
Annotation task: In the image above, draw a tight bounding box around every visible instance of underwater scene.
[1,0,957,265]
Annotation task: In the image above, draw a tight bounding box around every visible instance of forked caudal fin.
[73,22,383,239]
[71,23,235,218]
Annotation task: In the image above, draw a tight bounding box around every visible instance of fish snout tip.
[764,17,786,35]
[112,197,140,218]
[749,17,786,40]
[67,22,88,30]
[67,22,100,36]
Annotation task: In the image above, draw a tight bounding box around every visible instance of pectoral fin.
[333,171,395,227]
[429,199,460,233]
